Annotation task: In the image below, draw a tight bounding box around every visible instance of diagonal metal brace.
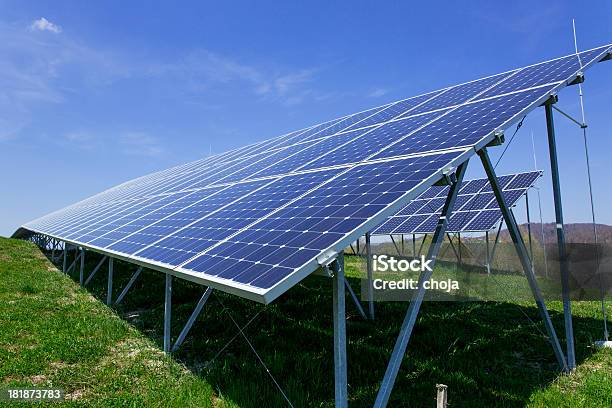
[171,287,214,352]
[373,161,468,408]
[84,256,108,286]
[114,266,143,305]
[479,147,568,372]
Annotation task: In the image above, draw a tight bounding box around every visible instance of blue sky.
[1,1,611,237]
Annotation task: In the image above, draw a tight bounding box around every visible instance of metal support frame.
[62,242,68,273]
[365,232,375,320]
[390,235,402,256]
[485,231,491,275]
[479,147,568,372]
[66,248,82,274]
[344,277,367,320]
[331,253,347,407]
[107,258,114,306]
[373,161,468,408]
[172,287,214,352]
[79,248,85,286]
[417,234,428,257]
[544,102,576,370]
[412,234,416,258]
[85,255,108,286]
[164,274,172,353]
[526,191,534,270]
[115,266,143,305]
[446,233,460,262]
[457,233,462,266]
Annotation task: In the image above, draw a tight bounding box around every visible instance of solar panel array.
[373,171,542,234]
[21,45,612,303]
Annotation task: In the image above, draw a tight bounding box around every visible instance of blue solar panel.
[373,171,543,235]
[22,45,611,303]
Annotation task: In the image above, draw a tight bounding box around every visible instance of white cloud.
[368,87,388,98]
[29,17,62,34]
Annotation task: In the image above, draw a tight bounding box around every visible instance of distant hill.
[501,223,612,244]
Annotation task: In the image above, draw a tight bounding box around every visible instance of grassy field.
[0,237,611,407]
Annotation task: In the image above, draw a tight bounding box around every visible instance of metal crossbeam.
[115,266,143,305]
[544,102,576,370]
[172,287,213,352]
[479,147,568,372]
[373,162,468,408]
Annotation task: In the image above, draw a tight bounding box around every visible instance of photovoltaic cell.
[373,171,543,235]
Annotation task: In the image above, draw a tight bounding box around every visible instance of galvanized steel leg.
[366,232,375,320]
[79,248,85,285]
[544,102,575,370]
[107,258,114,306]
[390,235,401,256]
[332,253,347,407]
[62,243,68,273]
[164,274,172,353]
[479,147,568,372]
[485,231,491,275]
[373,162,468,408]
[115,266,143,305]
[172,287,213,352]
[526,191,534,270]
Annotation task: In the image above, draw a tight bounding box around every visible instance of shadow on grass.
[50,249,603,408]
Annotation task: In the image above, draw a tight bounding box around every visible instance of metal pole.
[526,191,534,271]
[172,287,213,352]
[164,274,173,353]
[479,148,568,372]
[412,234,416,258]
[544,102,576,370]
[62,242,68,273]
[390,235,402,256]
[85,256,108,286]
[486,231,491,275]
[366,232,375,320]
[332,253,347,407]
[401,234,405,256]
[373,162,468,408]
[107,258,114,306]
[457,233,462,266]
[79,248,85,286]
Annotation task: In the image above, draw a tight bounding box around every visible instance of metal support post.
[107,258,114,306]
[412,234,416,258]
[164,274,172,353]
[79,248,85,285]
[457,233,462,266]
[331,253,347,407]
[544,102,576,370]
[479,147,568,372]
[373,162,468,408]
[485,231,491,275]
[115,266,143,305]
[447,233,460,262]
[401,234,405,255]
[172,287,214,352]
[526,191,534,270]
[417,234,428,257]
[62,243,68,273]
[366,232,375,319]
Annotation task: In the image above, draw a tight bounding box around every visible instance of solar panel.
[373,170,543,235]
[21,45,611,303]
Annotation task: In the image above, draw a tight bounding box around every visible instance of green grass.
[1,237,611,407]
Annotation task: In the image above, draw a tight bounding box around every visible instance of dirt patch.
[64,389,84,400]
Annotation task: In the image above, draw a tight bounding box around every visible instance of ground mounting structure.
[16,44,612,407]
